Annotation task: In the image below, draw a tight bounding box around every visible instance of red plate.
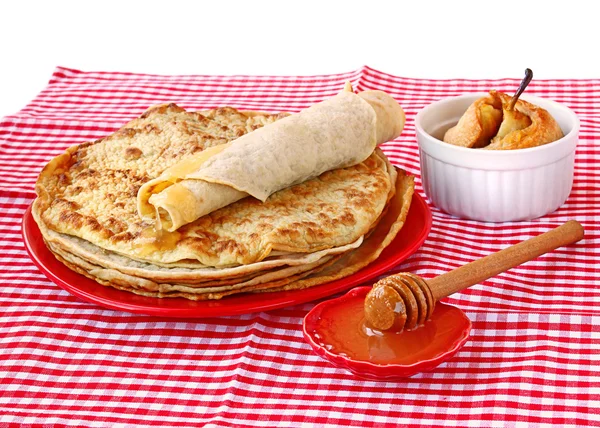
[22,193,431,318]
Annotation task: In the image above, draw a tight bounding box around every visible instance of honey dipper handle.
[428,220,584,300]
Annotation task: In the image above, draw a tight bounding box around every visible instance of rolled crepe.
[138,88,405,231]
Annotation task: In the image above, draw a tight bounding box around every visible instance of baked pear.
[444,90,564,150]
[485,90,564,150]
[444,68,564,150]
[493,105,532,141]
[443,94,503,148]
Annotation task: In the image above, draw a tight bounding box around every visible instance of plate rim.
[22,193,432,318]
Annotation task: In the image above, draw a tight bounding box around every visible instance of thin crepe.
[138,89,405,231]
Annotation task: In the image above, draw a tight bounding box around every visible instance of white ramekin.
[415,94,580,222]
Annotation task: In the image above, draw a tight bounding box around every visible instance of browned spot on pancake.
[53,198,80,211]
[141,103,185,118]
[214,239,241,254]
[124,147,143,160]
[110,231,135,243]
[128,185,141,198]
[180,121,196,136]
[59,210,84,228]
[84,217,102,232]
[111,128,138,140]
[70,159,85,171]
[76,169,99,179]
[343,188,365,199]
[58,173,70,186]
[78,141,96,150]
[305,226,327,240]
[338,211,356,226]
[290,185,315,198]
[184,235,212,250]
[105,217,127,234]
[362,155,378,169]
[279,228,301,241]
[67,186,83,195]
[143,124,160,134]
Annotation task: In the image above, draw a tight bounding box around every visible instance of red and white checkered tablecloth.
[1,66,599,427]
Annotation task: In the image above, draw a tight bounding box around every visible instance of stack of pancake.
[33,88,414,300]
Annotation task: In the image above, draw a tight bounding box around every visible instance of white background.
[1,0,597,119]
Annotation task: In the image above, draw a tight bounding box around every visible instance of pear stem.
[508,68,533,111]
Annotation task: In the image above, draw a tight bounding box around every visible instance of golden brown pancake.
[35,168,413,300]
[35,104,395,268]
[32,95,413,301]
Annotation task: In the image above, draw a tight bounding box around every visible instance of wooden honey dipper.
[364,220,585,332]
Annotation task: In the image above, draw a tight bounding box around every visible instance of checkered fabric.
[1,66,598,427]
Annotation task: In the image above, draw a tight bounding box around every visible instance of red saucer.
[303,286,471,380]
